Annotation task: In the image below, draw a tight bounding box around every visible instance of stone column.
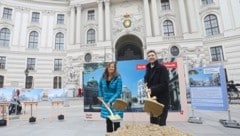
[151,0,160,36]
[13,8,22,46]
[98,0,104,41]
[105,0,111,41]
[76,5,82,44]
[178,0,189,34]
[227,0,236,29]
[219,0,233,30]
[70,6,75,45]
[186,0,198,33]
[143,0,152,37]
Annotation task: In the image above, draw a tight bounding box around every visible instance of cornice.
[14,0,70,6]
[27,23,42,31]
[1,0,69,13]
[159,11,176,19]
[199,4,220,16]
[0,20,15,28]
[53,25,67,31]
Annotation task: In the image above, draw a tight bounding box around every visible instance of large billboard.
[83,58,188,121]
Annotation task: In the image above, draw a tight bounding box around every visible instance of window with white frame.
[55,32,64,50]
[54,59,62,71]
[161,0,170,11]
[87,10,95,21]
[57,14,64,24]
[53,76,62,89]
[163,20,175,36]
[204,14,220,36]
[27,58,36,70]
[0,56,6,69]
[28,31,38,49]
[0,75,4,88]
[202,0,213,6]
[0,28,10,47]
[87,29,95,44]
[31,12,40,23]
[210,46,224,62]
[2,8,12,20]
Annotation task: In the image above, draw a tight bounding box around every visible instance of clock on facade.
[123,13,131,28]
[170,46,180,57]
[85,53,92,62]
[123,19,131,28]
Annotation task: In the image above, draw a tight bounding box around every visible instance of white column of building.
[186,0,198,33]
[219,0,232,30]
[226,0,236,29]
[41,13,48,48]
[151,0,160,36]
[230,0,240,28]
[76,5,82,44]
[12,9,22,46]
[98,0,104,42]
[143,0,152,37]
[178,0,189,34]
[70,6,75,45]
[105,0,111,41]
[20,11,28,47]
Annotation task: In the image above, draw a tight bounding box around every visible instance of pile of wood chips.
[106,124,191,136]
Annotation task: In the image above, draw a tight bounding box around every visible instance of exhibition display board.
[83,58,188,121]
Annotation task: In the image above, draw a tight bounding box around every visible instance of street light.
[25,68,29,77]
[24,68,29,88]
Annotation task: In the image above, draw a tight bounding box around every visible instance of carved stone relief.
[111,1,144,38]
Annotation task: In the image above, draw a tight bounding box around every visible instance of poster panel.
[0,87,15,102]
[188,66,228,111]
[83,58,188,121]
[19,88,43,102]
[47,89,67,101]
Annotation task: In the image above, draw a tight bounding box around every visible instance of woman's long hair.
[102,62,120,80]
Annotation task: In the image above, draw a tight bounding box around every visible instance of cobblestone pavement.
[1,97,240,136]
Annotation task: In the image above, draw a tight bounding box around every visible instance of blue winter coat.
[98,75,123,119]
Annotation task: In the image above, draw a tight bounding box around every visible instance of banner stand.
[219,109,240,128]
[188,109,202,124]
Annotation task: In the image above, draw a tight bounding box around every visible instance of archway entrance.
[116,35,143,61]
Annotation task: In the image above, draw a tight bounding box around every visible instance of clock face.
[85,53,92,62]
[123,19,131,28]
[170,46,180,57]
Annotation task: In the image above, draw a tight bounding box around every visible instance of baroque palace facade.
[0,0,240,90]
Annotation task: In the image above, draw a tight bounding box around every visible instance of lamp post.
[24,68,29,88]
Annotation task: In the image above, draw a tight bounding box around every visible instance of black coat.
[144,60,170,108]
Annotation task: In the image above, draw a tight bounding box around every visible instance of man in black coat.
[144,50,170,126]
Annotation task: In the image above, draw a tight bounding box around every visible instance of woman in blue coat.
[98,62,123,133]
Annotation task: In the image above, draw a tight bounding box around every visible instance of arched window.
[53,76,62,89]
[202,0,213,6]
[163,20,175,36]
[0,75,4,88]
[55,32,64,50]
[87,29,95,44]
[0,28,10,47]
[28,31,38,48]
[204,14,220,36]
